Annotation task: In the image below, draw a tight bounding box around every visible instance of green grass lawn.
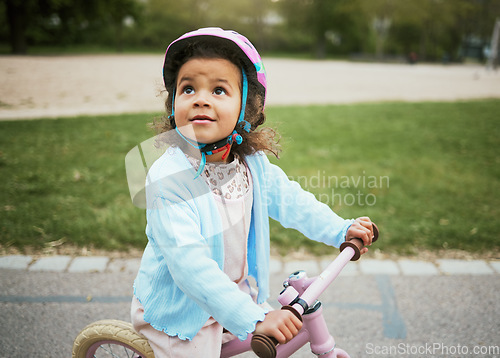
[1,100,499,256]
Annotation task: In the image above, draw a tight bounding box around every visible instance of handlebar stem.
[295,245,355,308]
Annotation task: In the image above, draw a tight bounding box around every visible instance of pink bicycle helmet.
[163,27,267,107]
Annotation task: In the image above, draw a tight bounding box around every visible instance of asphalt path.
[1,265,498,357]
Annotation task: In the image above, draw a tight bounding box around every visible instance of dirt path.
[1,55,499,120]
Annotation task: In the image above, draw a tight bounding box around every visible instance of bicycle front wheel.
[72,319,154,358]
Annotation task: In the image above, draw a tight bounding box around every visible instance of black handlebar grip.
[251,306,302,357]
[372,223,379,242]
[340,223,379,261]
[251,334,278,358]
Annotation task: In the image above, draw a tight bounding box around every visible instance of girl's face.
[174,57,241,149]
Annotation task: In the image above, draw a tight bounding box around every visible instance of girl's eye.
[182,86,194,95]
[213,87,226,95]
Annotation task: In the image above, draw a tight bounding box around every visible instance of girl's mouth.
[190,115,215,123]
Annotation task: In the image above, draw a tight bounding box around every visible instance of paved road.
[1,255,499,357]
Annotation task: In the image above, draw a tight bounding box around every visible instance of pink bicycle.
[72,224,378,358]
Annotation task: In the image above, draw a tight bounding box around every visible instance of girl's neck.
[182,144,234,164]
[206,148,233,163]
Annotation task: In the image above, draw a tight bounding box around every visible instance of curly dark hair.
[151,39,280,160]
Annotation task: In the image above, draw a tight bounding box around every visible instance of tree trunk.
[6,0,29,54]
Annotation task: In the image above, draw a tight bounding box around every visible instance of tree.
[277,0,367,58]
[104,0,143,52]
[3,0,36,54]
[1,0,142,53]
[363,0,500,62]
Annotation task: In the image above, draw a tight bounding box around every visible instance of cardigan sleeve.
[262,159,354,248]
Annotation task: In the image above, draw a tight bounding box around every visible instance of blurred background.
[1,0,499,257]
[1,0,499,64]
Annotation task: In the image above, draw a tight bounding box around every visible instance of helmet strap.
[237,69,251,132]
[169,88,176,128]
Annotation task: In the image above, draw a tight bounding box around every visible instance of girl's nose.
[193,91,211,107]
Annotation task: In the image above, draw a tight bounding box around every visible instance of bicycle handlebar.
[340,223,379,261]
[251,223,379,358]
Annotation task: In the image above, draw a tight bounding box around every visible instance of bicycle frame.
[220,241,362,358]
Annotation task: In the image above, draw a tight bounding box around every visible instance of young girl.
[131,27,375,357]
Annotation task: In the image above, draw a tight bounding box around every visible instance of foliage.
[0,100,499,255]
[1,0,499,61]
[0,0,144,53]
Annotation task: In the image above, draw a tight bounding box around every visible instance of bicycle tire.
[72,319,154,358]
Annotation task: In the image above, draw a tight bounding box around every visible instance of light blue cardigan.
[133,147,354,341]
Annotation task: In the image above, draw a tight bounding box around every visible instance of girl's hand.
[346,216,375,255]
[254,310,302,344]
